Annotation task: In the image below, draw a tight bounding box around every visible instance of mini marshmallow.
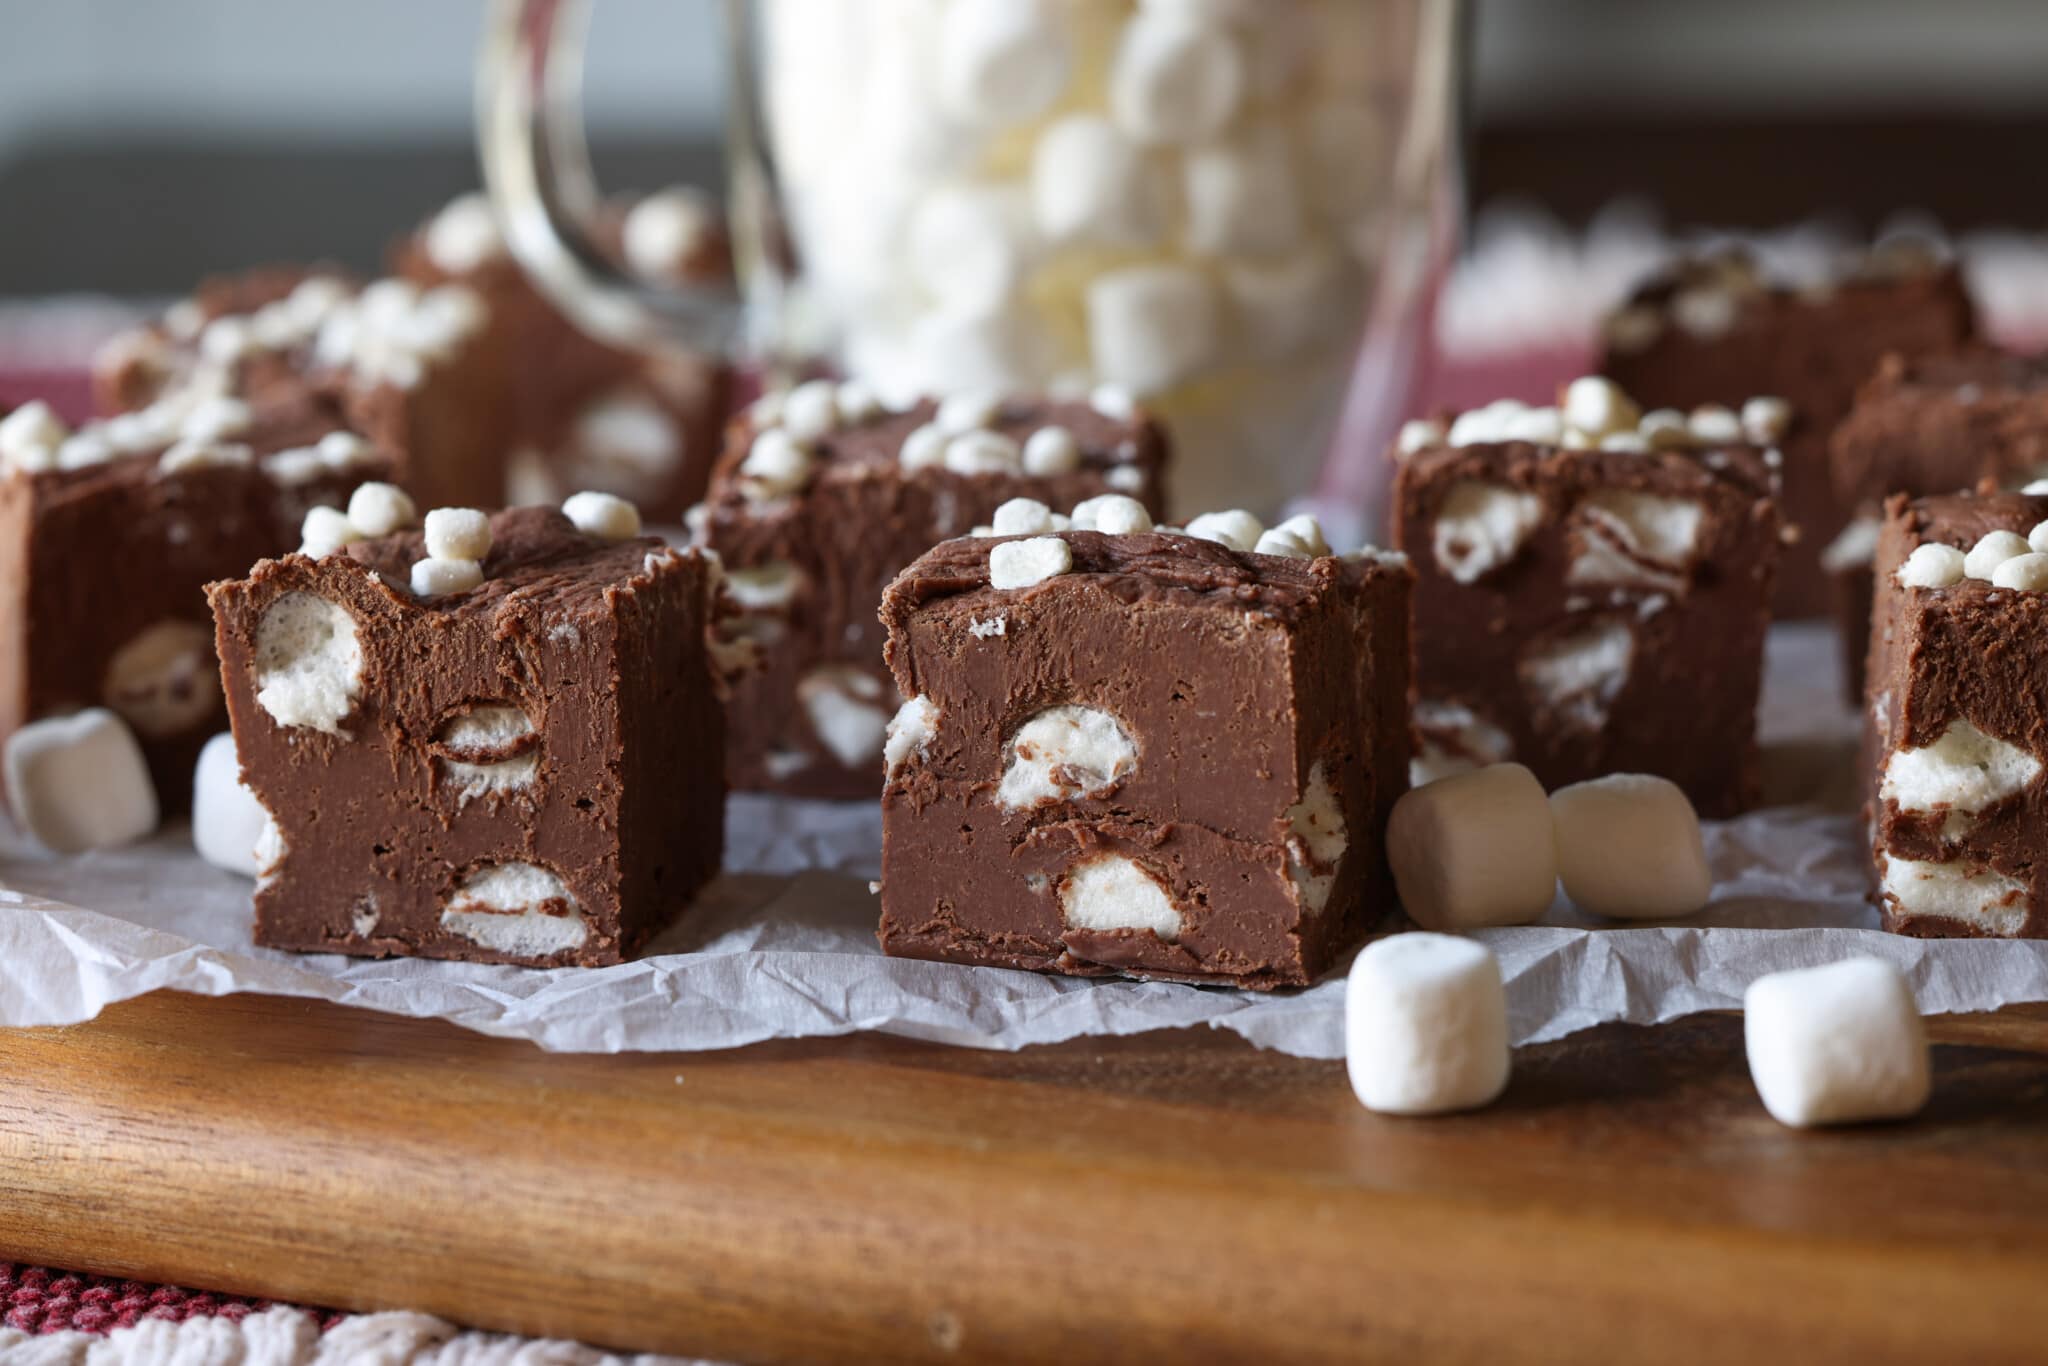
[1598,432,1650,454]
[1087,264,1222,394]
[411,557,484,597]
[1687,405,1742,444]
[56,431,117,469]
[993,498,1055,536]
[192,731,271,878]
[424,193,505,274]
[1744,957,1930,1128]
[1387,763,1558,930]
[346,482,417,537]
[2030,519,2048,554]
[936,390,1004,435]
[3,708,159,854]
[1560,376,1640,440]
[0,400,69,469]
[1396,418,1446,454]
[299,506,359,559]
[423,507,493,562]
[1253,528,1312,558]
[2024,479,2048,496]
[1185,508,1263,551]
[741,427,815,497]
[1032,114,1164,246]
[989,536,1072,590]
[908,186,1033,317]
[1089,385,1138,421]
[936,0,1071,126]
[899,423,948,471]
[1638,409,1692,448]
[1110,11,1246,145]
[157,439,254,474]
[621,188,712,281]
[1345,934,1511,1117]
[1993,552,2048,591]
[1077,494,1153,534]
[835,380,883,424]
[1550,774,1712,921]
[1741,396,1793,444]
[561,491,642,541]
[1896,542,1965,589]
[1498,406,1564,446]
[944,430,1023,475]
[1181,123,1303,258]
[1022,425,1081,475]
[1964,529,2030,581]
[780,378,842,443]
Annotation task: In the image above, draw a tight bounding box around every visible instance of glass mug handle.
[477,0,773,363]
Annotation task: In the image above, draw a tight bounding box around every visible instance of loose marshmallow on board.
[1346,933,1511,1116]
[3,709,159,854]
[1550,774,1713,921]
[1744,958,1930,1128]
[1387,763,1558,930]
[192,731,272,878]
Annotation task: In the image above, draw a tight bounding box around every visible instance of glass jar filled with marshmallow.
[483,0,1460,520]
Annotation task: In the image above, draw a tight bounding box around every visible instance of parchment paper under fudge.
[0,388,391,814]
[1393,380,1783,818]
[695,387,1168,799]
[394,192,732,520]
[1866,490,2048,939]
[94,267,512,513]
[1827,349,2048,700]
[1599,248,1978,618]
[208,503,725,967]
[876,504,1410,989]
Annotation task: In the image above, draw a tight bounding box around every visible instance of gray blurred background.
[3,0,2048,293]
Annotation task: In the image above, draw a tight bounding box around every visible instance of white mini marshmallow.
[936,390,1005,435]
[1184,508,1263,551]
[990,536,1072,590]
[1550,774,1712,921]
[2025,479,2048,496]
[1687,404,1742,444]
[1498,406,1564,446]
[741,427,815,497]
[1880,718,2040,820]
[411,557,484,597]
[908,185,1034,317]
[423,507,493,562]
[1274,513,1330,557]
[345,482,417,538]
[1744,958,1929,1128]
[1964,529,2030,580]
[424,193,505,274]
[1432,481,1542,584]
[835,380,883,425]
[992,498,1055,536]
[621,188,713,281]
[0,400,70,470]
[1741,396,1793,444]
[899,423,948,471]
[1110,11,1245,145]
[1637,408,1692,448]
[1072,494,1152,534]
[562,490,642,541]
[1021,425,1081,475]
[1032,114,1164,246]
[1253,528,1312,558]
[936,0,1071,126]
[1396,418,1446,455]
[945,430,1024,476]
[1993,552,2048,591]
[299,506,360,559]
[796,667,891,769]
[192,731,272,878]
[1895,542,1965,589]
[102,620,219,739]
[1060,853,1181,939]
[1089,384,1138,421]
[1181,122,1302,258]
[780,378,842,443]
[1560,376,1640,440]
[157,439,254,474]
[885,695,941,780]
[1087,264,1221,394]
[1387,763,1558,930]
[1345,934,1511,1117]
[1000,705,1136,810]
[3,708,159,854]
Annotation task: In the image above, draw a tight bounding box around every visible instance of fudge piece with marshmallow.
[1599,248,1978,618]
[392,192,732,520]
[1828,349,2048,701]
[1864,488,2048,939]
[94,266,512,513]
[1392,379,1783,817]
[208,504,724,966]
[0,391,394,815]
[875,510,1411,988]
[697,387,1169,799]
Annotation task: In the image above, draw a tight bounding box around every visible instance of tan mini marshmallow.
[1386,762,1558,930]
[1550,773,1713,920]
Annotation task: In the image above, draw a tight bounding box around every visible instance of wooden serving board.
[3,992,2048,1364]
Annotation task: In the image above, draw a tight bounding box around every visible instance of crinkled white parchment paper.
[4,626,2046,1058]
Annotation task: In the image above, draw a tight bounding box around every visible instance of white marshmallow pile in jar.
[760,0,1416,513]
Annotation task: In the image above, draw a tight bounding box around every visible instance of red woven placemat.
[0,1263,339,1337]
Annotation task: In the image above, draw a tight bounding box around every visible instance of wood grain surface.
[3,992,2048,1364]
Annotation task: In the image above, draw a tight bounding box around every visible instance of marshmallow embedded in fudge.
[1549,774,1712,921]
[1744,957,1929,1128]
[1387,763,1557,930]
[1345,933,1511,1116]
[192,731,274,878]
[3,709,160,854]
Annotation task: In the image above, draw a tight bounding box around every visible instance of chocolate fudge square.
[876,524,1411,989]
[95,267,513,513]
[393,193,731,521]
[1829,349,2048,701]
[0,391,391,811]
[1600,249,1978,618]
[208,506,724,966]
[1392,382,1782,817]
[698,388,1168,799]
[1865,489,2048,938]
